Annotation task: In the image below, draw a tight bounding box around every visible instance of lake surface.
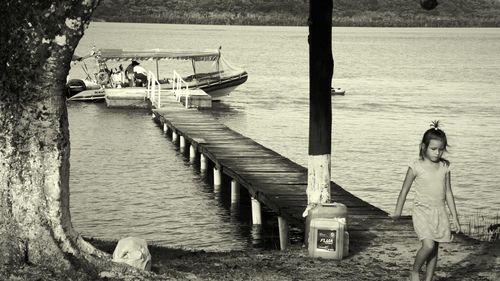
[69,23,500,250]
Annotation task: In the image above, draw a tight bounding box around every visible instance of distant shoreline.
[92,0,500,28]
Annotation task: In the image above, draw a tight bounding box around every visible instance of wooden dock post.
[179,135,186,151]
[213,166,221,187]
[278,216,289,250]
[213,166,221,193]
[172,131,178,144]
[231,179,240,204]
[200,154,207,172]
[189,145,196,162]
[251,197,262,225]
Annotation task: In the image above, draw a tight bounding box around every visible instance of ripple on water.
[68,103,254,251]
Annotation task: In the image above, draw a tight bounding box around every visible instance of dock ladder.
[172,70,191,109]
[147,71,162,108]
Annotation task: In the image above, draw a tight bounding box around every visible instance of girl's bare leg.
[424,242,439,281]
[411,239,436,281]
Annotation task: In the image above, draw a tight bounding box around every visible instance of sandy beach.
[2,232,498,280]
[144,235,499,281]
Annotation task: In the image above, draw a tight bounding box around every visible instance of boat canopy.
[95,48,221,62]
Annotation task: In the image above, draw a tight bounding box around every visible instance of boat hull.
[161,71,248,100]
[67,89,106,102]
[200,72,248,100]
[331,87,346,96]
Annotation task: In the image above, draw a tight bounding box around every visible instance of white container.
[308,218,349,259]
[306,203,349,259]
[305,202,348,245]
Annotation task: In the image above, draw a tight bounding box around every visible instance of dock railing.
[147,71,162,108]
[173,70,190,108]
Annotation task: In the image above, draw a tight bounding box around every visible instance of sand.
[1,234,498,280]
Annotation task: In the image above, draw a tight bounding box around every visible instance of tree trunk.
[304,0,334,217]
[0,1,124,278]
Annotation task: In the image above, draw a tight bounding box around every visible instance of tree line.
[92,0,500,27]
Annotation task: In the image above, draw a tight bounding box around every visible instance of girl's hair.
[419,120,450,165]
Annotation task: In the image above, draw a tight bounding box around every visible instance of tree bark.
[304,0,334,217]
[0,1,124,278]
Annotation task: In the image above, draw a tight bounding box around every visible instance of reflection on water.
[68,102,288,250]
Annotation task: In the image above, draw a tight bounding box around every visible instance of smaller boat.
[331,87,346,96]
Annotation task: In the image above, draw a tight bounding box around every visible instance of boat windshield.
[192,55,244,80]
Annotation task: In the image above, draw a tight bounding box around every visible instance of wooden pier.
[151,94,416,250]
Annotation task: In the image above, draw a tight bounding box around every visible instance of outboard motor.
[66,79,87,99]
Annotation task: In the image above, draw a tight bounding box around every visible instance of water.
[69,23,500,249]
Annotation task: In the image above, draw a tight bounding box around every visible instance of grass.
[459,211,500,242]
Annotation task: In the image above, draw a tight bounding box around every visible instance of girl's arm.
[445,171,461,233]
[393,167,416,218]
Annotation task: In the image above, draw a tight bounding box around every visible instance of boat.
[67,47,248,102]
[331,87,346,96]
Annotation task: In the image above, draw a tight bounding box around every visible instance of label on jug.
[317,229,336,251]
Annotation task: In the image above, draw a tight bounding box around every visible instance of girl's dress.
[410,159,453,242]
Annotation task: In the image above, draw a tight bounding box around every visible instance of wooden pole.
[189,145,196,162]
[231,179,240,204]
[278,216,289,250]
[200,154,207,172]
[213,166,221,187]
[156,59,159,78]
[251,197,262,225]
[179,135,186,151]
[304,0,333,217]
[172,131,178,144]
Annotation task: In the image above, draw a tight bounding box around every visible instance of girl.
[393,121,461,281]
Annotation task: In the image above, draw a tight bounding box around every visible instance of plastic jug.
[305,202,348,244]
[306,202,349,259]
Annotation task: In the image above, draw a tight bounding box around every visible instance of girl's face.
[424,139,445,163]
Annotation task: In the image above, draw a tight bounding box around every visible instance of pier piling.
[172,131,178,144]
[213,167,222,187]
[180,136,186,150]
[278,216,289,250]
[251,197,262,225]
[200,154,207,172]
[231,180,240,204]
[189,145,196,162]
